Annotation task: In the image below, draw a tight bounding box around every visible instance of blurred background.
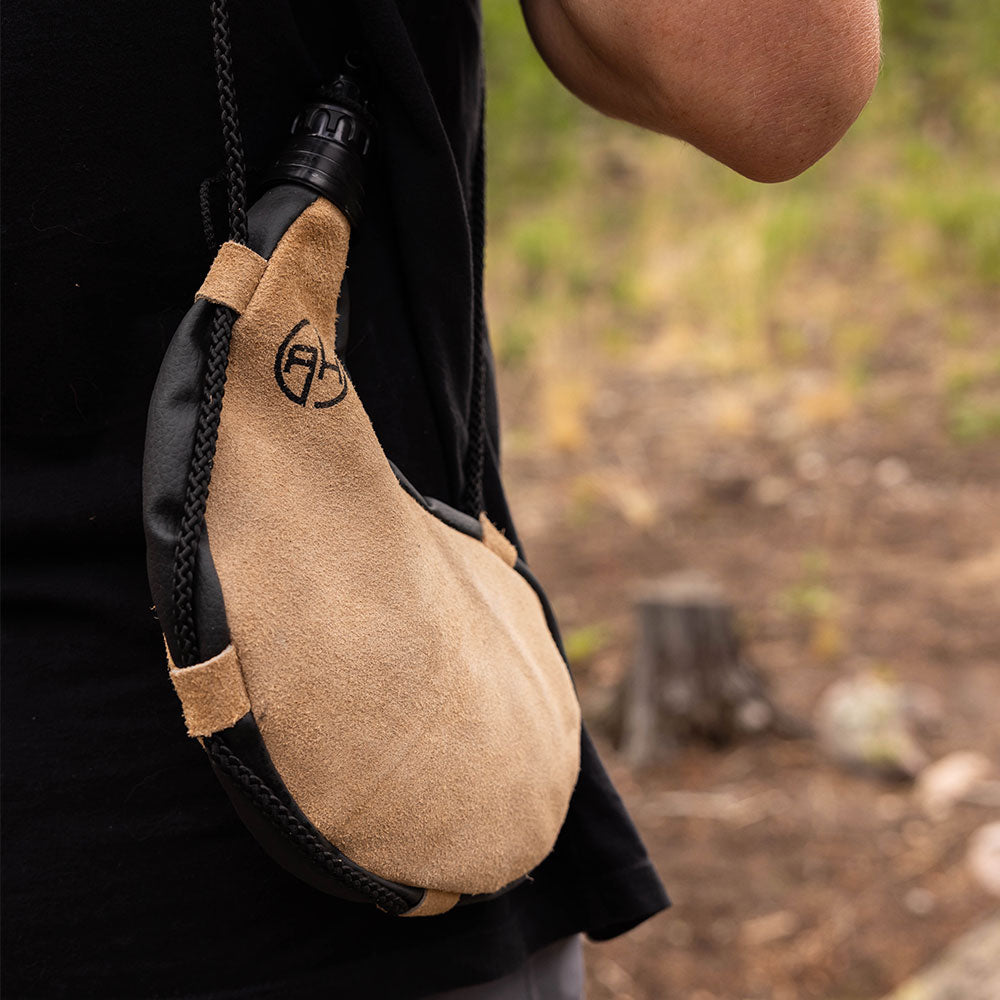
[482,2,1000,998]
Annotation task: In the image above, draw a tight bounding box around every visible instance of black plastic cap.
[262,75,375,228]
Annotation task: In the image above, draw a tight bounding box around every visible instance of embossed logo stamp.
[274,319,348,409]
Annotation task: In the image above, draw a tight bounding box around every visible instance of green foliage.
[494,320,536,368]
[759,197,825,288]
[481,0,999,402]
[562,623,612,666]
[510,210,578,283]
[944,353,1000,443]
[890,177,1000,284]
[947,400,1000,443]
[879,0,1000,144]
[481,2,589,220]
[778,551,837,620]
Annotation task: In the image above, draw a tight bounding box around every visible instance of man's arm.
[520,0,881,182]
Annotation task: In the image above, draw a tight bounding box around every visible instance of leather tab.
[479,514,517,568]
[195,241,268,315]
[401,889,461,917]
[168,643,250,737]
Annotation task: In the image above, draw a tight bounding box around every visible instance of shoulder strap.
[461,95,488,517]
[209,0,248,246]
[171,0,247,668]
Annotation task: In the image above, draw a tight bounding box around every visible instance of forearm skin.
[521,0,882,181]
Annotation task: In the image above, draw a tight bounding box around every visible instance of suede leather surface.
[168,644,249,738]
[200,197,582,898]
[479,513,517,568]
[404,889,462,918]
[195,241,269,315]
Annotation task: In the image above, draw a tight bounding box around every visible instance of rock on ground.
[881,913,1000,1000]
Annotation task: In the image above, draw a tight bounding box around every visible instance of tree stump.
[619,573,795,767]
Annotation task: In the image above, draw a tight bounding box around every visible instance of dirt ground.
[497,301,1000,999]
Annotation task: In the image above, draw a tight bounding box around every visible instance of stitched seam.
[204,737,410,914]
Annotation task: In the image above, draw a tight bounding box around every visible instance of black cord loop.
[461,95,488,518]
[170,0,248,666]
[210,0,248,245]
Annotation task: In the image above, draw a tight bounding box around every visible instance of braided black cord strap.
[210,0,248,244]
[170,306,237,665]
[461,95,488,518]
[205,738,411,914]
[170,0,248,666]
[198,174,218,250]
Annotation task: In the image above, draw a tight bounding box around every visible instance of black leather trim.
[514,559,573,671]
[335,278,350,355]
[193,527,230,661]
[142,298,231,663]
[424,495,483,538]
[388,460,433,508]
[389,461,484,541]
[457,879,528,907]
[246,186,319,258]
[143,187,325,664]
[204,714,424,913]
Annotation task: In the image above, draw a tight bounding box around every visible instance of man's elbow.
[710,43,881,183]
[648,6,882,182]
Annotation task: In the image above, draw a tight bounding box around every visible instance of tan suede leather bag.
[143,54,581,917]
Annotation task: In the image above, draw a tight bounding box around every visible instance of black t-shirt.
[0,2,669,997]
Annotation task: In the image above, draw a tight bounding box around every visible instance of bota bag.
[142,7,581,918]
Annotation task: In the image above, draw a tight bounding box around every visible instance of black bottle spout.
[262,73,375,228]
